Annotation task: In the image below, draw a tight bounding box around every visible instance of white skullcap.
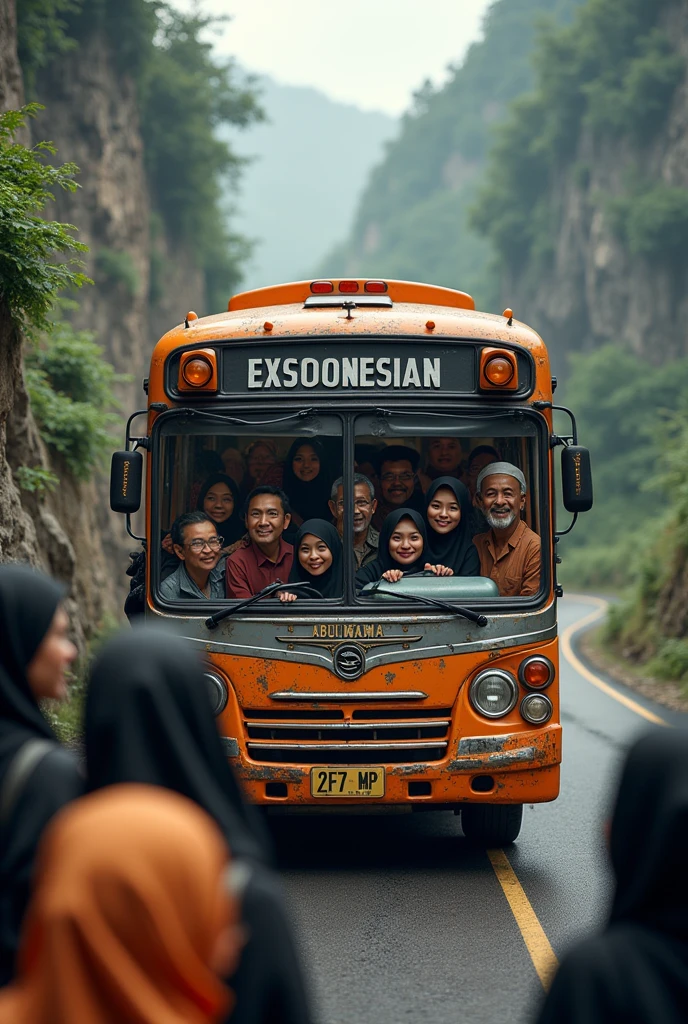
[476,461,527,495]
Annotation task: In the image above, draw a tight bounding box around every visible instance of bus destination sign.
[222,344,476,394]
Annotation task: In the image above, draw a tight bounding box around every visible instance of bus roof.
[228,279,475,312]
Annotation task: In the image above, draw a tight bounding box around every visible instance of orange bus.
[111,278,592,845]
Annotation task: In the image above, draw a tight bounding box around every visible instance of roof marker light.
[364,280,387,293]
[339,280,359,293]
[311,280,334,294]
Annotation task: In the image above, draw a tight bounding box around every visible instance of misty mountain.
[221,76,396,292]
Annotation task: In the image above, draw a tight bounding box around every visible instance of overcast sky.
[184,0,494,115]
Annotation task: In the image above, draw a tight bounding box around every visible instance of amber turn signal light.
[479,348,518,390]
[178,349,218,391]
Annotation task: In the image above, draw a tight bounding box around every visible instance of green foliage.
[138,6,262,302]
[95,247,140,296]
[0,106,89,332]
[557,344,688,588]
[646,638,688,685]
[473,0,684,272]
[315,0,583,306]
[14,465,59,494]
[16,0,82,93]
[606,184,688,261]
[24,321,123,479]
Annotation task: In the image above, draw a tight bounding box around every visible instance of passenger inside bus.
[195,473,244,553]
[472,462,541,597]
[328,474,379,568]
[281,439,332,527]
[159,512,226,601]
[419,436,464,491]
[279,520,343,603]
[371,446,425,530]
[225,486,293,598]
[154,426,543,603]
[355,509,453,590]
[424,478,480,577]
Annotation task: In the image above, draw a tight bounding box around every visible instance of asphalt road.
[267,596,687,1024]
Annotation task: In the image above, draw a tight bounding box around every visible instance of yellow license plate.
[311,766,385,798]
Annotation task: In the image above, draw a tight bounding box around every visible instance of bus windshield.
[152,408,547,609]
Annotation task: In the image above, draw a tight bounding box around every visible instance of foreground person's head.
[85,628,268,863]
[0,564,77,710]
[5,786,238,1024]
[608,729,688,934]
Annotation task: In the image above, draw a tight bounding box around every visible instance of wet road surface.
[267,596,686,1024]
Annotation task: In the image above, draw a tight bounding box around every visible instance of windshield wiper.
[205,581,323,630]
[363,578,488,626]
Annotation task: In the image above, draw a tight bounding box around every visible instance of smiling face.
[478,473,525,530]
[26,606,78,702]
[427,437,462,474]
[246,493,290,548]
[292,444,320,482]
[380,459,415,506]
[174,520,222,574]
[388,518,424,566]
[298,533,333,576]
[427,485,462,535]
[203,483,235,524]
[329,482,377,537]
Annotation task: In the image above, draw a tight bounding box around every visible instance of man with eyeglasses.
[328,474,379,569]
[159,512,227,600]
[371,444,424,530]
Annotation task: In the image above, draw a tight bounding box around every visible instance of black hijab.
[288,520,342,599]
[0,565,63,768]
[424,477,480,576]
[85,628,269,864]
[535,729,688,1024]
[281,439,332,522]
[356,508,429,588]
[196,472,245,545]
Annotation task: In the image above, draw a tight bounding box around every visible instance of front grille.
[242,707,450,765]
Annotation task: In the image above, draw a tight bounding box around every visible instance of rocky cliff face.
[0,0,130,640]
[505,3,688,363]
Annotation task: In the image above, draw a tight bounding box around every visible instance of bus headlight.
[469,669,518,719]
[204,672,228,716]
[520,693,553,725]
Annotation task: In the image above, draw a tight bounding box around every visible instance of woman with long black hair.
[197,472,246,550]
[424,477,480,577]
[0,565,82,986]
[281,439,332,526]
[85,629,314,1024]
[355,508,453,590]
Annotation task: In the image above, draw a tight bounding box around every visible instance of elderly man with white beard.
[472,462,541,597]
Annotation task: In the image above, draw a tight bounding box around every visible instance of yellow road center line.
[560,594,669,727]
[487,848,558,989]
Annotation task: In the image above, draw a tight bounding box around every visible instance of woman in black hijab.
[535,728,688,1024]
[279,519,342,603]
[281,439,332,526]
[356,508,453,590]
[85,629,314,1024]
[0,564,82,986]
[196,472,245,549]
[424,477,480,576]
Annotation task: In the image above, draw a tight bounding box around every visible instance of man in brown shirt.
[472,462,541,597]
[226,486,293,598]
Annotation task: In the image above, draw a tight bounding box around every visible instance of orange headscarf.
[0,785,237,1024]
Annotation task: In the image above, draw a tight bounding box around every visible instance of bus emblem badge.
[333,643,365,681]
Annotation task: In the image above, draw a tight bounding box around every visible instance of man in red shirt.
[225,486,293,598]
